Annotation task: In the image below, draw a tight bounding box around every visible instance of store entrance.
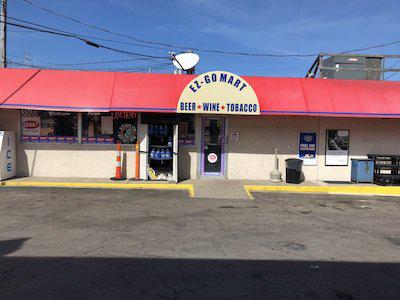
[200,116,226,178]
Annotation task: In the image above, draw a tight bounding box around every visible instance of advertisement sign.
[325,130,350,166]
[21,116,41,136]
[0,131,16,181]
[207,153,218,164]
[177,71,260,115]
[113,112,137,144]
[298,132,317,166]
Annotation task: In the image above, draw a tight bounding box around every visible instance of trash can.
[285,158,303,184]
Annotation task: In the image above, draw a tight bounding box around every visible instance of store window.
[82,111,137,144]
[20,110,78,143]
[20,110,138,144]
[82,112,114,144]
[178,114,196,146]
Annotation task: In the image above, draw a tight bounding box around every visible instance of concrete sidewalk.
[186,179,400,199]
[2,177,400,199]
[184,179,322,199]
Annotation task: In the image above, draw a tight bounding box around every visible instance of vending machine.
[138,123,178,182]
[0,131,16,181]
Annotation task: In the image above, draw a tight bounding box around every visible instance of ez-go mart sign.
[177,71,260,115]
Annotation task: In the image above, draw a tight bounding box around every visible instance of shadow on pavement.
[1,239,399,299]
[0,238,28,257]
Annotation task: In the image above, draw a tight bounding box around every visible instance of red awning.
[1,68,400,118]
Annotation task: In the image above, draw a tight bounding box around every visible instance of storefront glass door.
[200,116,226,177]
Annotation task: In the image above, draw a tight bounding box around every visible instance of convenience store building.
[0,68,400,182]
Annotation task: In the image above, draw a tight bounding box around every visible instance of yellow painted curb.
[244,185,255,200]
[244,185,400,200]
[1,181,195,198]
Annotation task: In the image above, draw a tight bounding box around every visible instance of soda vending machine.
[0,131,16,181]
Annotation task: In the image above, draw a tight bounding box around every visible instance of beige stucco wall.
[1,108,399,181]
[316,117,400,181]
[226,115,400,181]
[18,143,137,178]
[226,115,319,180]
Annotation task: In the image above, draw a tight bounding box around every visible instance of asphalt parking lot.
[0,187,399,299]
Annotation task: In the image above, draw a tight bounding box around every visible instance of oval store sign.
[23,121,39,129]
[177,71,260,115]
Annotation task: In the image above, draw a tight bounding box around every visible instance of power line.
[41,58,158,67]
[8,15,172,52]
[20,0,186,51]
[8,28,38,33]
[385,72,399,80]
[19,0,400,59]
[7,60,171,72]
[384,59,400,80]
[7,53,171,69]
[340,41,400,54]
[19,0,319,58]
[7,16,169,59]
[2,20,170,61]
[8,54,154,66]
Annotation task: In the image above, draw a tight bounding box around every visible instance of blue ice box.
[351,159,374,183]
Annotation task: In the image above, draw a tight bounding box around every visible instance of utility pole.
[0,0,7,68]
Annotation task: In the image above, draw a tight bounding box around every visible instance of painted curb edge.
[0,181,195,198]
[244,185,400,200]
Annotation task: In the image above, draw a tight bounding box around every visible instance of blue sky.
[7,0,400,79]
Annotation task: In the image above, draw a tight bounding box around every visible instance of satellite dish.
[172,52,200,71]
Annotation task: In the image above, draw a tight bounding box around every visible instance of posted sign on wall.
[325,130,350,166]
[298,132,317,166]
[0,131,16,180]
[177,71,260,115]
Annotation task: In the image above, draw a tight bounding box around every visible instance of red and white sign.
[207,153,218,164]
[23,120,39,129]
[21,116,41,136]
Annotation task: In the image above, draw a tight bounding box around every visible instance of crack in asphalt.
[76,228,108,257]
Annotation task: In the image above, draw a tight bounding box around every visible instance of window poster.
[112,112,137,144]
[298,132,317,165]
[325,130,350,166]
[101,116,113,134]
[21,116,41,136]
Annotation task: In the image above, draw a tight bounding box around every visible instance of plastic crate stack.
[367,154,400,186]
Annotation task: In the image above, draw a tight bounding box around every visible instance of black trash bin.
[285,158,303,184]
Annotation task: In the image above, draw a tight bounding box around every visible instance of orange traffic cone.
[111,141,126,180]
